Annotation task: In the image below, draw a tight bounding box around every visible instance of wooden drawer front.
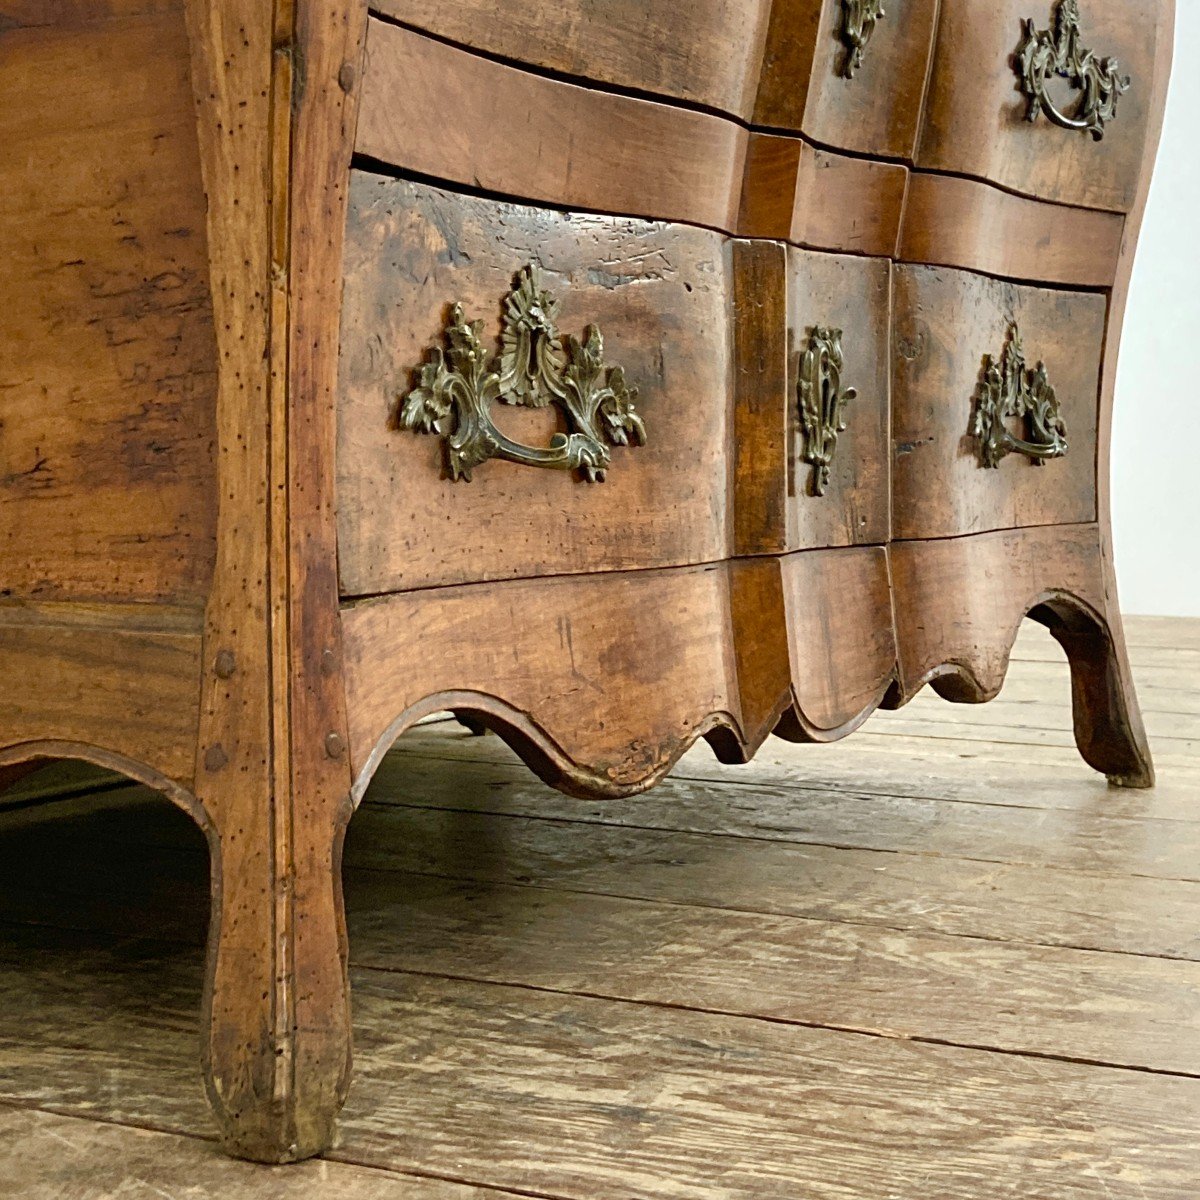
[891,265,1104,541]
[917,0,1169,211]
[369,0,775,119]
[336,174,733,597]
[754,0,939,160]
[734,242,890,555]
[357,16,746,231]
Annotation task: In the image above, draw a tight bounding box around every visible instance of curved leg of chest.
[888,525,1153,788]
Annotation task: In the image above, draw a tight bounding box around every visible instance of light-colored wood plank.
[0,1105,505,1200]
[343,804,1200,961]
[7,785,1200,963]
[369,752,1200,880]
[0,927,1197,1199]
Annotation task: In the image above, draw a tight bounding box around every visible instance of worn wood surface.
[356,17,747,231]
[1,0,1176,1173]
[916,0,1170,212]
[889,524,1154,786]
[370,0,775,119]
[337,174,732,595]
[732,243,891,553]
[898,172,1126,288]
[1,618,1199,1196]
[738,135,908,258]
[0,5,218,603]
[0,604,202,784]
[891,265,1105,541]
[755,0,940,160]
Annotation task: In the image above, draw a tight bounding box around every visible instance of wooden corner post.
[184,0,366,1161]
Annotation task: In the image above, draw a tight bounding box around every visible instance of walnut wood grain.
[898,172,1126,288]
[356,17,747,231]
[891,264,1105,541]
[754,0,940,160]
[0,606,202,785]
[0,8,218,603]
[738,134,908,258]
[369,0,775,119]
[341,552,896,801]
[916,0,1171,212]
[733,241,891,554]
[888,524,1153,787]
[338,174,732,595]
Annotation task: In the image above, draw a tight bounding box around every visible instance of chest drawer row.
[337,175,1104,597]
[368,0,1169,213]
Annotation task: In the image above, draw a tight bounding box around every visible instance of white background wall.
[1112,4,1200,616]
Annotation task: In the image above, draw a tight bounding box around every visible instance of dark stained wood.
[356,17,747,230]
[341,548,900,801]
[738,134,908,257]
[916,0,1172,212]
[371,0,775,119]
[282,0,368,1165]
[898,172,1126,288]
[776,546,895,735]
[726,550,894,748]
[754,0,940,160]
[891,264,1104,541]
[337,174,732,595]
[0,7,218,603]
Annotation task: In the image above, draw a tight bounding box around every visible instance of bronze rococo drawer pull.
[395,265,646,482]
[798,326,857,496]
[971,323,1068,468]
[1017,0,1131,141]
[839,0,886,79]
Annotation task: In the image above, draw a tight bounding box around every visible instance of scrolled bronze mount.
[798,326,857,496]
[1016,0,1130,140]
[838,0,886,79]
[971,323,1068,469]
[395,266,645,482]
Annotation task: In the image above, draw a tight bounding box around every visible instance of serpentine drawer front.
[0,0,1173,1165]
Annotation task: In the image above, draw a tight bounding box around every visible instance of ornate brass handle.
[971,323,1068,468]
[839,0,886,79]
[798,327,856,496]
[395,266,645,482]
[1016,0,1130,141]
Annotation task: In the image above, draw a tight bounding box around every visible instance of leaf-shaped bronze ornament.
[395,266,645,482]
[839,0,886,79]
[1016,0,1130,140]
[971,323,1069,468]
[798,327,857,497]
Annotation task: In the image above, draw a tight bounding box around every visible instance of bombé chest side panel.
[0,3,219,605]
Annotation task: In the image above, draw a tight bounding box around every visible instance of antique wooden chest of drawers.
[0,0,1174,1163]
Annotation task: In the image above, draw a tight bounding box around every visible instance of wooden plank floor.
[1,617,1198,1198]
